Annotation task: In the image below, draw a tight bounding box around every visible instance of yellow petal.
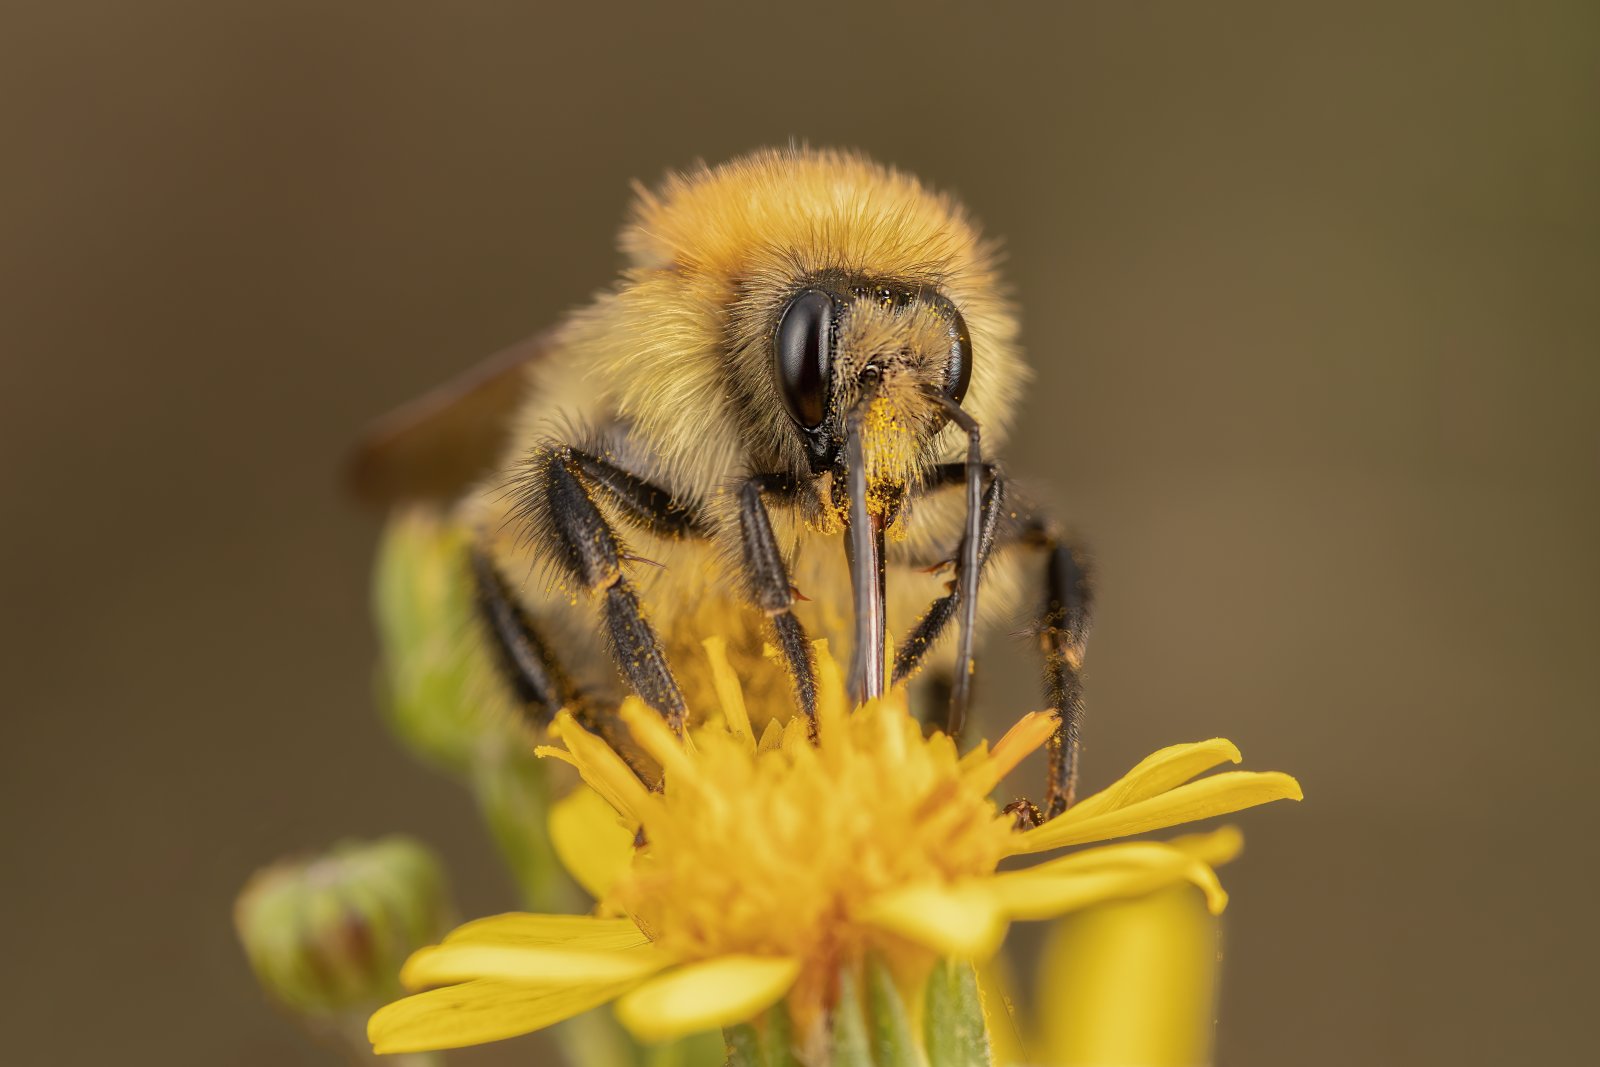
[956,739,991,774]
[618,698,697,783]
[1163,824,1245,868]
[368,977,637,1054]
[756,717,786,753]
[1014,770,1302,854]
[966,710,1058,796]
[549,785,637,901]
[1065,739,1242,821]
[858,882,1008,958]
[402,943,672,990]
[551,713,654,825]
[990,852,1228,919]
[1018,840,1216,879]
[442,912,649,951]
[613,955,801,1043]
[780,714,811,757]
[702,635,752,743]
[813,639,848,743]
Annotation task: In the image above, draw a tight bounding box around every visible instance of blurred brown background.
[3,2,1596,1064]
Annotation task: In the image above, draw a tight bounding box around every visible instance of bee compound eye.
[774,289,833,429]
[944,306,973,406]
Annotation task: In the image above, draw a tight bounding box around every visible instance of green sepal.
[642,1028,727,1067]
[724,1023,764,1067]
[830,966,874,1067]
[763,1007,799,1067]
[866,956,924,1067]
[923,960,991,1067]
[723,1008,800,1067]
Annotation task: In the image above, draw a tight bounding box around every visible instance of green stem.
[472,737,568,910]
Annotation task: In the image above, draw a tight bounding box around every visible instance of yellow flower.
[369,640,1300,1056]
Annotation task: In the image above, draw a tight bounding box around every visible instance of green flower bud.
[371,511,577,954]
[373,508,508,775]
[234,836,451,1017]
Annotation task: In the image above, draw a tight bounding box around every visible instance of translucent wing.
[345,330,556,509]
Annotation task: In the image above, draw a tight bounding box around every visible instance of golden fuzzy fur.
[463,148,1033,721]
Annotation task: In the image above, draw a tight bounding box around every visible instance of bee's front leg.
[891,462,1005,738]
[736,474,818,723]
[519,445,707,731]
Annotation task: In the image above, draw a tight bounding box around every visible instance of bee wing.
[344,330,556,509]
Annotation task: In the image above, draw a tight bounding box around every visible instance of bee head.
[771,273,972,519]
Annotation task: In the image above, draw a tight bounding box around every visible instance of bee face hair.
[769,272,972,481]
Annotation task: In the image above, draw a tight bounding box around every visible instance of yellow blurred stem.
[1037,886,1220,1067]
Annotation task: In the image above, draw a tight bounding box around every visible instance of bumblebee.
[352,149,1093,817]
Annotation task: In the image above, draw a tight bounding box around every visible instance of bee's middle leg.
[471,546,638,763]
[978,521,1097,825]
[1029,527,1094,819]
[893,468,1095,820]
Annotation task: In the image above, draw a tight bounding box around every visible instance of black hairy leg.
[892,470,1097,819]
[1031,529,1094,818]
[737,474,818,724]
[561,448,710,541]
[891,460,1005,739]
[523,445,699,731]
[470,546,639,764]
[992,523,1095,822]
[471,547,580,724]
